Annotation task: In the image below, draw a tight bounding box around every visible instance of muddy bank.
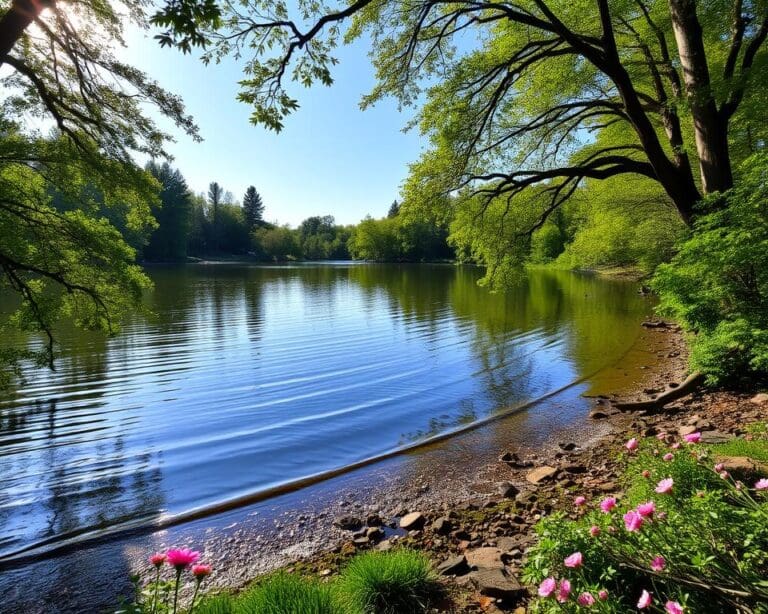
[0,323,688,613]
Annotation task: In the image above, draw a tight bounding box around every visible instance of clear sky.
[122,26,425,227]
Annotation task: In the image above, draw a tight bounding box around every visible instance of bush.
[337,549,440,614]
[194,594,235,614]
[237,573,339,614]
[523,433,768,613]
[653,153,768,384]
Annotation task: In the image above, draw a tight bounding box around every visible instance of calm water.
[0,264,649,561]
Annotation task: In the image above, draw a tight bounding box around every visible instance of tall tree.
[243,185,265,230]
[208,181,223,251]
[387,200,400,218]
[155,0,768,227]
[144,162,193,262]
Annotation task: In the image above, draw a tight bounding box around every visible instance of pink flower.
[625,438,639,452]
[636,501,656,517]
[720,471,730,480]
[598,590,609,601]
[642,470,651,478]
[166,548,200,570]
[684,432,701,443]
[589,525,601,537]
[651,556,666,571]
[623,510,644,532]
[714,463,724,473]
[538,577,557,598]
[192,564,212,579]
[149,553,166,567]
[655,478,674,494]
[564,551,583,568]
[663,452,674,461]
[637,589,653,609]
[656,432,667,441]
[600,497,617,513]
[577,592,596,606]
[574,495,587,507]
[755,478,768,490]
[557,579,571,603]
[671,442,681,449]
[666,601,684,614]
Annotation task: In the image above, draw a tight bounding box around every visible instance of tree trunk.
[0,0,52,65]
[668,0,734,194]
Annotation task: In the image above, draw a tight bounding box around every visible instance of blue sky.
[123,26,425,226]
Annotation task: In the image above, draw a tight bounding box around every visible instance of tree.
[156,0,767,228]
[0,0,197,382]
[387,200,400,218]
[243,185,265,230]
[144,162,192,262]
[207,181,224,251]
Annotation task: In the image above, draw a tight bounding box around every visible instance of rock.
[466,547,504,570]
[399,511,425,531]
[366,527,384,542]
[589,409,609,420]
[437,554,469,576]
[432,517,452,535]
[495,536,519,552]
[700,431,732,444]
[751,393,768,405]
[563,464,587,474]
[498,482,520,498]
[500,452,534,468]
[526,466,558,484]
[715,455,768,478]
[470,568,526,601]
[559,442,577,451]
[678,424,698,437]
[333,515,362,530]
[366,513,383,527]
[642,320,668,328]
[376,540,393,552]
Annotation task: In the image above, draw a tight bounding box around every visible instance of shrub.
[194,594,235,614]
[523,433,768,613]
[238,573,339,614]
[337,549,440,614]
[653,153,768,384]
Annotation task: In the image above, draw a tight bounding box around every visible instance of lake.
[0,264,651,562]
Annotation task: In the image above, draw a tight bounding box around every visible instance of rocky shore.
[218,324,767,613]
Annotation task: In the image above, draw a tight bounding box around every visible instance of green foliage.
[144,162,193,262]
[238,573,339,614]
[337,550,439,614]
[524,435,768,613]
[654,154,768,384]
[712,438,768,463]
[194,594,235,614]
[242,186,265,231]
[251,224,300,261]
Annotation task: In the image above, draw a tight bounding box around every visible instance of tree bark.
[0,0,52,66]
[668,0,734,194]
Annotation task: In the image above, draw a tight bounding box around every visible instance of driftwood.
[614,371,704,412]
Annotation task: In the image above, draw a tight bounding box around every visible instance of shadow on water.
[0,264,652,606]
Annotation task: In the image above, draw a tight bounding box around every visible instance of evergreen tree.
[387,200,400,218]
[144,162,192,261]
[243,185,265,230]
[208,181,223,251]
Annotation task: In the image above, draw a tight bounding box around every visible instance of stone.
[470,568,526,601]
[333,515,362,530]
[589,409,609,420]
[366,527,384,542]
[715,455,768,478]
[432,517,453,535]
[366,513,383,527]
[498,482,520,498]
[466,547,504,570]
[563,464,587,474]
[700,431,732,444]
[678,424,698,437]
[751,393,768,405]
[399,511,425,531]
[559,441,577,451]
[526,466,558,484]
[437,554,469,576]
[495,536,519,552]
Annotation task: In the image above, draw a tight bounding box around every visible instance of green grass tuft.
[194,593,235,614]
[711,437,768,463]
[237,572,339,614]
[337,549,440,614]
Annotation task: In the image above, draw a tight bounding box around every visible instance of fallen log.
[614,371,704,412]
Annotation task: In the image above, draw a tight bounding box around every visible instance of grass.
[711,437,768,463]
[237,573,339,614]
[337,550,440,614]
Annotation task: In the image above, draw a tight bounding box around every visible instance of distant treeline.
[139,162,454,263]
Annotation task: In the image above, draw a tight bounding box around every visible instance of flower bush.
[523,434,768,612]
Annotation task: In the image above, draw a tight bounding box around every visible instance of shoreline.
[0,322,693,613]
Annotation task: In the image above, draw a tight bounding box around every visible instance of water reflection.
[0,264,649,560]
